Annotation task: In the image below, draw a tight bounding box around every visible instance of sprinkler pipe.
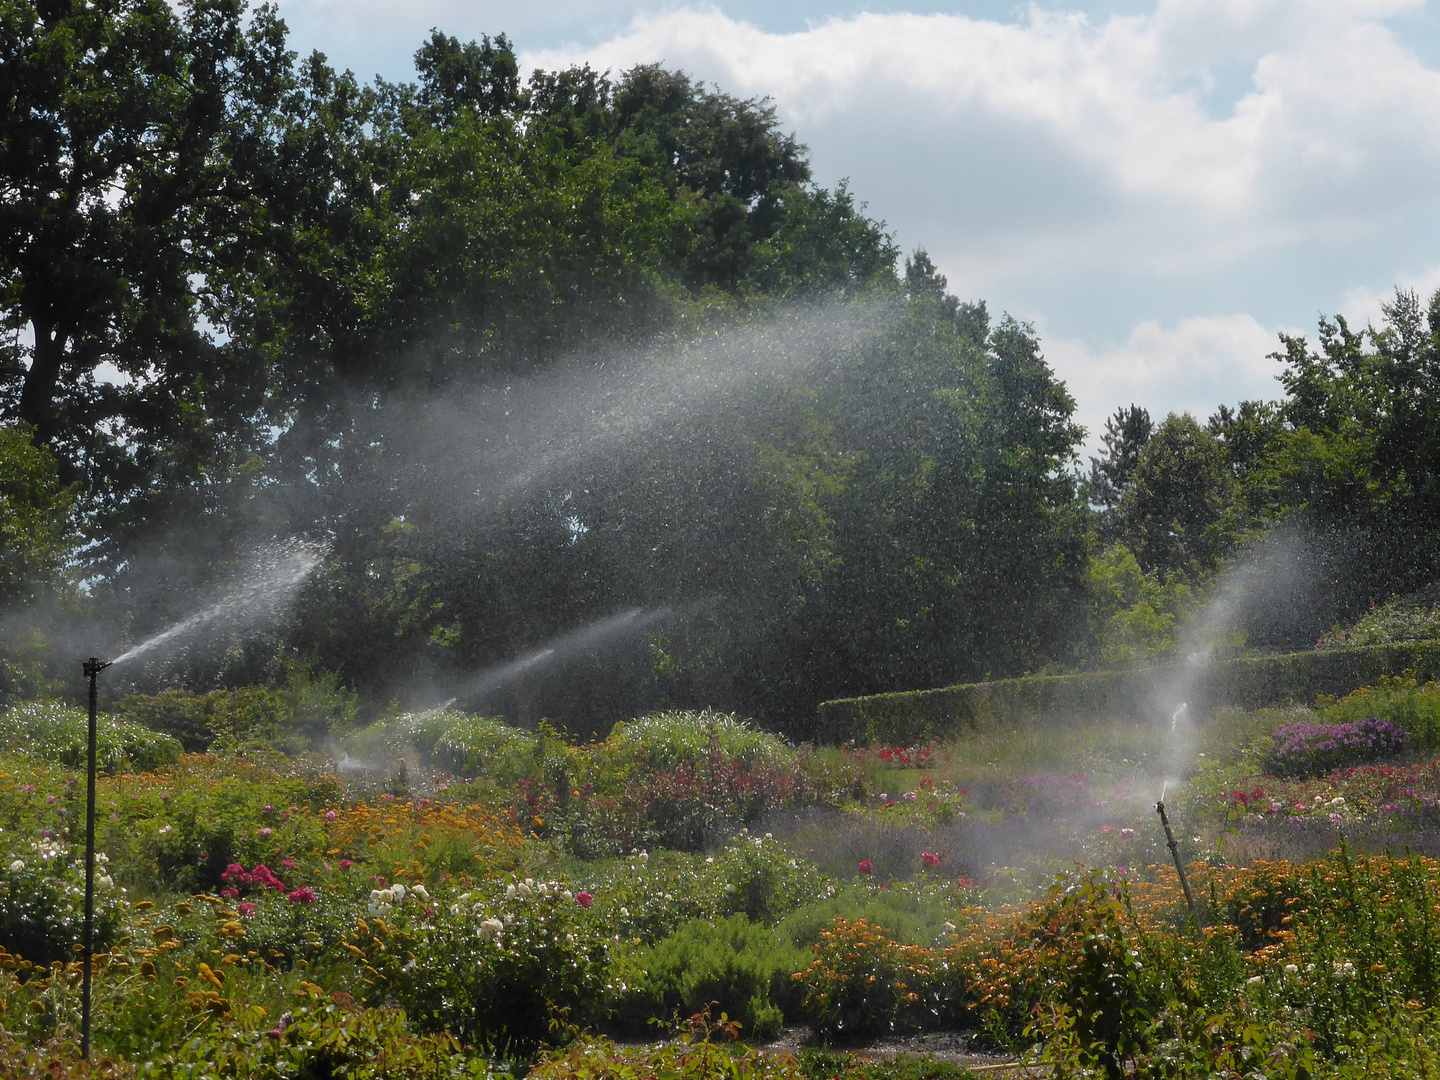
[81,657,111,1059]
[1155,798,1201,934]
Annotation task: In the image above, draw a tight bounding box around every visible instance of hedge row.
[814,640,1440,746]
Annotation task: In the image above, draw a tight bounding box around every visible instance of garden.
[3,673,1440,1078]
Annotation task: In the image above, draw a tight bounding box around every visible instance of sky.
[271,0,1440,455]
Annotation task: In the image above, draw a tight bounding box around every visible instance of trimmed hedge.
[815,640,1440,746]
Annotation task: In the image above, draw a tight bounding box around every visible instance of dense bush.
[0,700,180,770]
[1319,672,1440,749]
[617,915,805,1039]
[795,918,943,1042]
[362,876,610,1056]
[1264,716,1406,777]
[606,711,792,770]
[1320,592,1440,648]
[0,836,125,965]
[118,665,359,755]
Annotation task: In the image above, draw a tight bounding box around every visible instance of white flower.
[637,851,648,863]
[96,852,109,864]
[764,832,772,839]
[8,859,23,873]
[724,883,737,894]
[618,906,629,918]
[158,824,171,834]
[515,880,532,898]
[391,882,407,902]
[479,917,504,940]
[537,882,549,897]
[97,875,114,891]
[1330,796,1346,807]
[1284,964,1299,975]
[412,884,429,901]
[1247,976,1263,985]
[561,890,573,902]
[506,884,517,898]
[705,857,714,865]
[943,920,957,933]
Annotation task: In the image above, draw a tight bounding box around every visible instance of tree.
[1086,405,1152,539]
[0,0,291,499]
[1118,413,1229,574]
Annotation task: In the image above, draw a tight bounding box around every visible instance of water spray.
[1155,797,1201,934]
[80,656,111,1059]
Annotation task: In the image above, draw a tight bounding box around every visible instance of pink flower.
[259,827,272,838]
[220,886,240,898]
[858,860,874,876]
[1100,824,1115,834]
[280,811,290,822]
[287,886,316,904]
[921,851,941,868]
[956,876,974,889]
[282,858,295,869]
[325,810,337,822]
[338,859,352,871]
[237,902,255,916]
[262,804,273,815]
[575,891,593,908]
[1120,828,1134,838]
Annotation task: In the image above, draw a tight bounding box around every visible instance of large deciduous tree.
[0,0,291,501]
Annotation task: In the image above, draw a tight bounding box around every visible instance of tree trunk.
[17,318,65,446]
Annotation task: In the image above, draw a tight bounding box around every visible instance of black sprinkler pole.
[81,657,110,1059]
[1156,799,1201,934]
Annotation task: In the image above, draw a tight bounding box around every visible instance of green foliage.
[118,662,358,754]
[0,700,181,771]
[1117,413,1231,575]
[0,425,75,608]
[364,876,611,1057]
[433,714,541,780]
[1319,673,1440,750]
[617,915,805,1038]
[817,639,1440,746]
[1327,592,1440,647]
[607,710,792,770]
[0,837,124,966]
[1083,541,1198,664]
[795,918,943,1042]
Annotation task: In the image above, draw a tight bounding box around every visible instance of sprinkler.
[80,657,111,1059]
[1155,798,1201,934]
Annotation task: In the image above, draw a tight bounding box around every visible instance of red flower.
[287,886,316,904]
[338,859,352,871]
[858,860,873,876]
[956,876,974,889]
[575,891,593,908]
[237,902,255,916]
[920,851,941,868]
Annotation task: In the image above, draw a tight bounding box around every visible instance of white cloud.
[1044,312,1289,455]
[524,1,1440,292]
[1340,265,1440,327]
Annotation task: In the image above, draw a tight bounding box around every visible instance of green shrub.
[118,663,358,755]
[364,876,609,1057]
[607,710,792,770]
[432,713,537,780]
[0,700,180,771]
[0,835,125,965]
[1324,592,1440,647]
[1318,673,1440,750]
[619,915,806,1038]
